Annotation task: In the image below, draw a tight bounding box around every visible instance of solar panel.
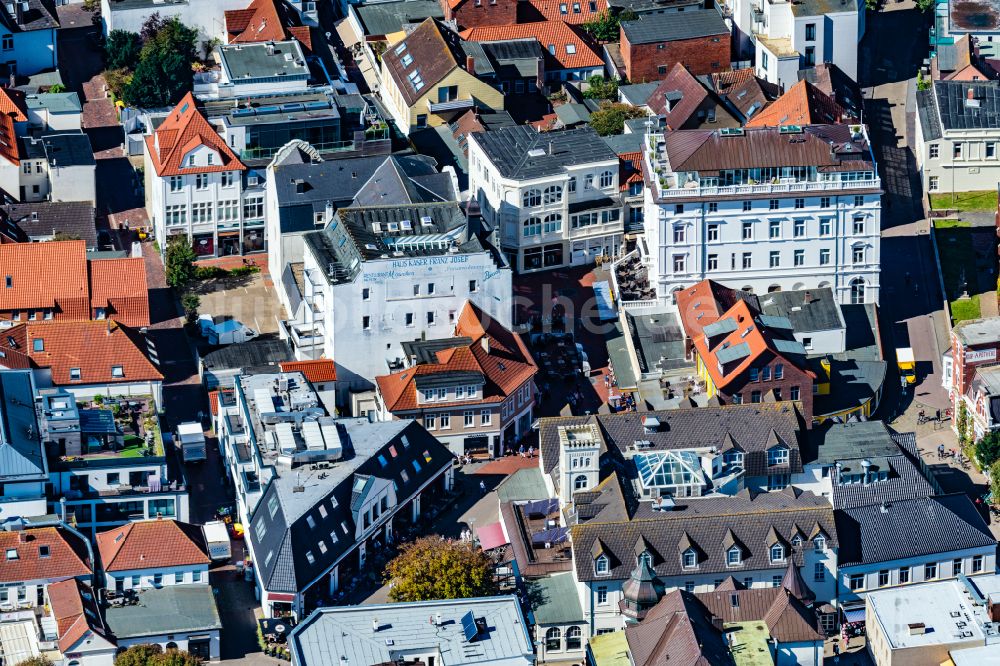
[461,611,478,642]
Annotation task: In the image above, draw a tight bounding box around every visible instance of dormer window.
[639,550,654,568]
[681,549,696,569]
[726,546,741,567]
[767,446,789,466]
[813,535,826,552]
[791,534,803,548]
[595,555,609,575]
[770,543,785,563]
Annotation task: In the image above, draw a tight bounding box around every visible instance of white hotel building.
[638,124,882,307]
[468,125,626,273]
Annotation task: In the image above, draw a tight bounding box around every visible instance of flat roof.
[952,644,1000,666]
[588,631,631,666]
[529,572,584,626]
[867,578,997,650]
[955,317,1000,346]
[950,0,1000,33]
[290,596,534,666]
[725,621,772,666]
[104,585,222,638]
[220,41,308,81]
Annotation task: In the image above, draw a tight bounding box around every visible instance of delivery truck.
[896,347,916,385]
[176,422,207,463]
[202,521,232,561]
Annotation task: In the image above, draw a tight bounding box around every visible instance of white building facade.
[640,125,881,308]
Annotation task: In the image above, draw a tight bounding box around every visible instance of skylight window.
[401,53,413,67]
[566,44,576,54]
[408,70,419,81]
[395,43,407,55]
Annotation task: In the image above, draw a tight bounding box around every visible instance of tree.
[123,51,193,107]
[46,83,66,93]
[582,75,618,100]
[156,650,202,666]
[588,102,648,136]
[140,13,167,43]
[16,657,53,666]
[976,430,1000,469]
[916,0,934,10]
[165,237,197,288]
[582,9,636,42]
[103,67,133,100]
[105,29,142,70]
[990,459,1000,502]
[82,0,100,12]
[181,293,201,324]
[114,645,164,666]
[384,537,498,602]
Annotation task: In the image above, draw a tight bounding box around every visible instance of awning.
[477,522,508,551]
[268,593,296,603]
[842,607,866,623]
[593,281,616,322]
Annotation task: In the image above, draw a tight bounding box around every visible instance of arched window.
[768,284,782,293]
[770,543,785,562]
[813,535,826,552]
[681,548,696,569]
[599,170,614,188]
[523,217,542,237]
[165,642,178,650]
[566,626,583,650]
[545,627,562,651]
[850,277,866,304]
[543,185,563,204]
[523,189,541,207]
[741,285,754,294]
[639,550,654,568]
[727,545,742,566]
[574,474,588,490]
[543,213,562,233]
[595,554,609,574]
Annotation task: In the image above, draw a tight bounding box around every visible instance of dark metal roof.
[37,132,96,167]
[413,370,485,389]
[350,155,452,207]
[758,288,844,334]
[0,0,57,32]
[472,125,617,179]
[931,80,1000,131]
[620,8,728,45]
[836,494,995,567]
[201,336,293,372]
[0,202,97,249]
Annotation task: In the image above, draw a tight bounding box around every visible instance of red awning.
[477,522,508,551]
[268,593,295,602]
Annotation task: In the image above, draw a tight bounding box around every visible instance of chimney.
[466,55,475,72]
[372,618,379,632]
[907,622,926,636]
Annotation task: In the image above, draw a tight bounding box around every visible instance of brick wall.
[621,31,730,83]
[443,0,517,28]
[718,358,814,424]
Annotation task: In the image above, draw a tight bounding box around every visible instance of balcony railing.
[653,179,881,198]
[427,98,475,113]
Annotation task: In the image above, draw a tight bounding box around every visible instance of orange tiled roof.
[522,0,608,23]
[145,93,245,178]
[461,21,603,70]
[280,359,337,383]
[745,79,846,128]
[225,0,313,51]
[5,320,163,385]
[47,579,110,653]
[376,301,536,412]
[0,88,27,166]
[0,240,89,312]
[0,87,27,123]
[97,520,210,572]
[0,527,91,584]
[619,151,643,191]
[88,258,151,328]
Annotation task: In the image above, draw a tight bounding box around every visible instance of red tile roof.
[461,21,603,70]
[0,527,91,584]
[520,0,608,23]
[3,320,163,385]
[746,79,848,128]
[145,93,245,177]
[47,579,110,653]
[279,359,337,383]
[88,258,151,328]
[376,302,536,412]
[225,0,313,51]
[96,520,210,572]
[0,240,89,314]
[0,87,27,123]
[619,151,643,191]
[0,88,26,167]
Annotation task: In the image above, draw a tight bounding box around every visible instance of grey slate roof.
[916,88,943,141]
[0,370,46,480]
[290,596,534,666]
[0,0,57,32]
[201,336,293,375]
[471,125,617,180]
[620,9,728,45]
[250,419,454,594]
[571,486,836,583]
[933,81,1000,132]
[0,202,97,248]
[836,494,996,567]
[25,92,81,115]
[353,0,443,37]
[496,467,549,503]
[529,572,584,625]
[619,82,659,107]
[603,131,646,156]
[758,288,844,334]
[34,132,95,167]
[350,155,454,207]
[104,585,222,639]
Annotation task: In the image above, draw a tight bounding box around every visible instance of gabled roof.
[376,301,536,412]
[0,87,24,167]
[225,0,312,51]
[96,519,210,572]
[0,87,27,122]
[0,239,89,313]
[625,590,733,666]
[350,155,454,207]
[746,79,851,128]
[145,93,245,177]
[47,579,112,653]
[620,8,728,45]
[646,63,716,127]
[0,0,58,32]
[88,258,151,328]
[382,18,464,107]
[517,0,608,23]
[0,371,45,480]
[461,21,603,71]
[3,320,163,385]
[0,526,91,584]
[0,202,98,249]
[696,586,822,644]
[279,359,337,384]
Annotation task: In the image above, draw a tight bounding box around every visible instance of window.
[244,196,264,219]
[761,51,768,70]
[567,176,576,192]
[988,143,996,159]
[929,144,939,159]
[221,171,235,188]
[480,409,491,425]
[682,549,697,568]
[153,574,163,586]
[769,219,781,238]
[707,224,720,241]
[852,245,865,265]
[854,195,864,207]
[769,543,785,562]
[749,367,760,382]
[973,555,984,573]
[819,218,831,236]
[794,198,805,209]
[523,217,542,237]
[426,311,435,325]
[774,364,784,380]
[362,316,371,330]
[673,255,686,273]
[195,173,208,190]
[929,175,939,191]
[566,626,582,650]
[559,1,567,11]
[878,570,890,587]
[793,249,804,266]
[469,279,478,292]
[849,574,864,591]
[953,558,963,576]
[804,46,815,66]
[708,202,718,213]
[32,338,43,352]
[899,566,910,583]
[814,562,825,582]
[793,220,805,237]
[727,546,741,566]
[805,23,816,40]
[772,576,782,588]
[543,213,561,233]
[405,312,414,326]
[954,143,963,159]
[362,288,370,301]
[596,585,608,604]
[575,474,588,490]
[769,251,780,268]
[674,203,684,214]
[169,176,183,192]
[1,34,11,51]
[820,196,830,208]
[685,581,696,592]
[439,414,450,429]
[584,174,594,189]
[925,563,937,580]
[416,114,427,128]
[599,170,614,188]
[595,555,609,574]
[742,200,752,212]
[70,368,81,380]
[543,185,562,204]
[191,201,212,224]
[111,365,124,378]
[853,217,865,234]
[751,390,761,403]
[769,199,779,210]
[425,414,436,430]
[768,446,789,466]
[464,411,474,427]
[742,221,753,240]
[707,254,718,270]
[790,385,800,400]
[819,249,831,265]
[673,225,686,243]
